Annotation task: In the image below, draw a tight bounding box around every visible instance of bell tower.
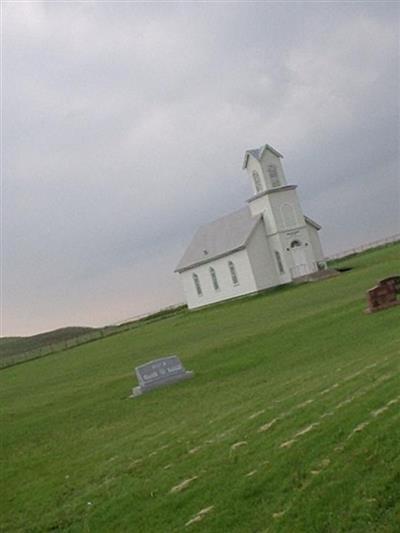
[243,143,287,194]
[242,143,319,280]
[243,143,303,232]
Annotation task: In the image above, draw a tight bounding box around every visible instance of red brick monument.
[366,276,400,313]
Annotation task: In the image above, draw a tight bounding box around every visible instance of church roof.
[175,208,261,272]
[242,143,283,169]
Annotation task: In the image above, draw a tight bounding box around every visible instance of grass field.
[1,244,399,532]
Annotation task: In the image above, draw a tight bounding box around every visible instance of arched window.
[192,273,202,296]
[252,171,263,193]
[209,267,219,291]
[281,203,297,228]
[228,261,239,285]
[268,164,280,187]
[290,239,301,248]
[274,251,285,274]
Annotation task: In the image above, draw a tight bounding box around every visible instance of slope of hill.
[1,244,399,532]
[0,327,98,359]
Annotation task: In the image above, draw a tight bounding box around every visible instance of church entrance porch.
[289,240,313,278]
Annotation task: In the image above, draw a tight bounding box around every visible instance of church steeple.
[243,143,287,194]
[243,143,304,236]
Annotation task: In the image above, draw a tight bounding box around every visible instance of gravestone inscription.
[131,355,193,397]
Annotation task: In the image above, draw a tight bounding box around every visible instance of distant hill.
[0,305,187,369]
[0,326,98,359]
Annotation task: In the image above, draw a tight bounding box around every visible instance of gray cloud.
[3,2,399,335]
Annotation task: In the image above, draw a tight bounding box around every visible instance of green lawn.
[1,244,399,532]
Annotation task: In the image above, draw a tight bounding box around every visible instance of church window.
[209,267,219,291]
[193,273,202,296]
[274,251,285,274]
[290,239,301,248]
[281,203,297,228]
[268,164,280,187]
[228,261,239,285]
[252,171,263,193]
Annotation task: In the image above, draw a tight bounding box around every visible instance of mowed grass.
[1,244,399,533]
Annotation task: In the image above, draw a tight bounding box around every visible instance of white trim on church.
[175,144,325,309]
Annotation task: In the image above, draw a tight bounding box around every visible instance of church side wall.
[246,222,280,291]
[306,224,325,263]
[180,249,258,309]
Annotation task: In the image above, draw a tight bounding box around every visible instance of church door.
[290,240,310,278]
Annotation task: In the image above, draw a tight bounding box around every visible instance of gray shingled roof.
[247,148,262,159]
[175,208,261,272]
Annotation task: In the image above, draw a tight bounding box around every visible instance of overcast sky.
[3,1,399,337]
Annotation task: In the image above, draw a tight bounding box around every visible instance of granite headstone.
[131,355,193,397]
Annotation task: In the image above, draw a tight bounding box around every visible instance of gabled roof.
[242,143,283,169]
[175,208,261,273]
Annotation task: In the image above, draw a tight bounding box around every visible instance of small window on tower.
[252,171,263,193]
[268,164,280,187]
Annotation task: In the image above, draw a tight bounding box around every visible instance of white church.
[175,143,326,309]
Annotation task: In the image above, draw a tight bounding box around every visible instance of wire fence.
[0,305,186,370]
[0,330,106,369]
[325,233,400,262]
